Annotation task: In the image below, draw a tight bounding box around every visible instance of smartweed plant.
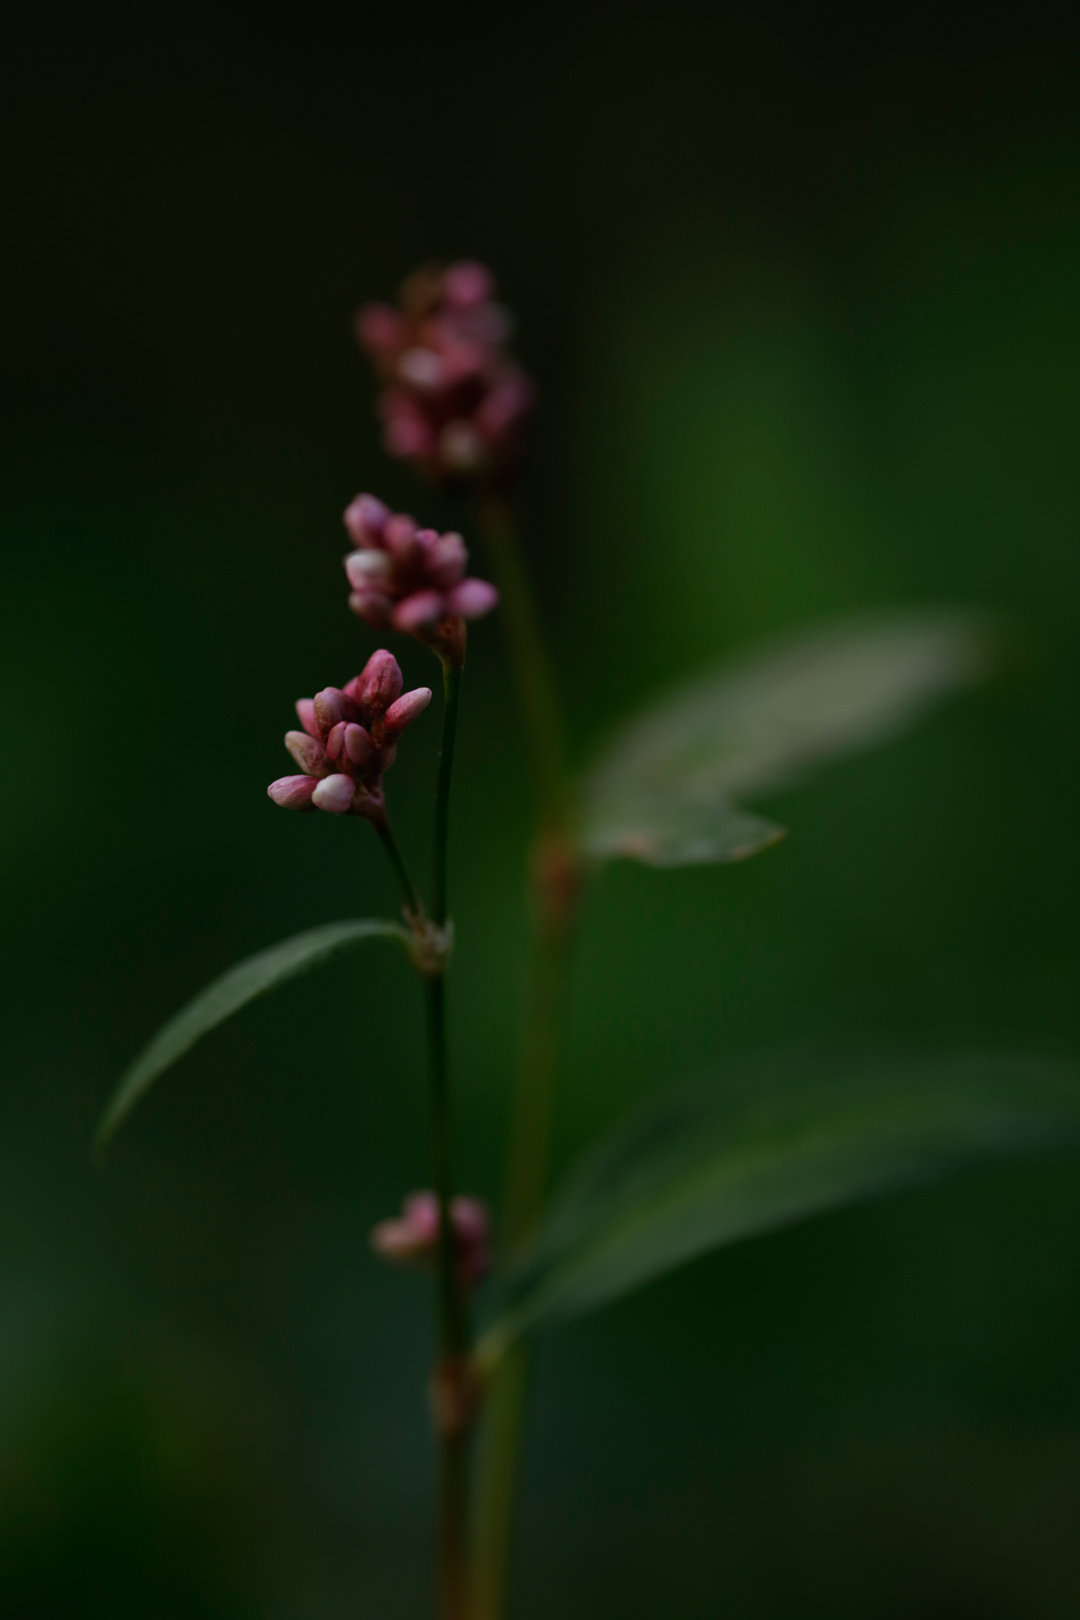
[97,262,1080,1620]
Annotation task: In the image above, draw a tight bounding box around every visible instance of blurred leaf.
[479,1050,1080,1359]
[95,919,410,1151]
[580,610,989,866]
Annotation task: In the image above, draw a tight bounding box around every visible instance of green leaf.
[581,610,989,866]
[95,919,410,1151]
[479,1050,1080,1361]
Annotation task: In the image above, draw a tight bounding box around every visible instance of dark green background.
[2,2,1080,1615]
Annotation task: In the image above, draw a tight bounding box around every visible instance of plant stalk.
[374,816,425,918]
[427,653,471,1620]
[470,496,582,1620]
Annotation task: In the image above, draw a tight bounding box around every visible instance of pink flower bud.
[357,261,533,483]
[343,722,377,768]
[428,531,468,587]
[383,400,435,459]
[384,512,420,560]
[285,730,331,776]
[295,698,319,739]
[369,1190,491,1285]
[384,686,433,734]
[343,492,390,548]
[392,590,446,633]
[446,578,499,619]
[325,721,347,761]
[450,1197,489,1244]
[313,686,359,733]
[344,550,392,590]
[442,260,495,308]
[267,774,318,810]
[353,648,404,714]
[397,346,446,392]
[348,588,393,628]
[313,689,343,733]
[311,773,356,814]
[451,1196,491,1283]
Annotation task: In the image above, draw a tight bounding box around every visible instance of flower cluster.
[356,261,534,483]
[267,649,430,822]
[370,1190,491,1288]
[343,493,498,654]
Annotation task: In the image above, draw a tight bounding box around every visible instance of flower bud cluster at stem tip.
[343,493,498,664]
[356,261,534,483]
[371,1191,491,1288]
[267,648,431,821]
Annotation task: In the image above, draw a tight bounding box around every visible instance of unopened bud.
[349,588,393,628]
[384,405,435,459]
[384,512,421,560]
[311,773,356,814]
[429,532,468,587]
[385,687,433,734]
[285,730,330,775]
[343,492,391,548]
[295,698,319,739]
[442,260,495,308]
[343,722,376,768]
[397,346,446,392]
[344,550,392,589]
[268,774,318,810]
[447,578,499,619]
[354,648,404,714]
[392,590,445,633]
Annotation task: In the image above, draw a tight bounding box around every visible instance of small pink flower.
[355,261,534,485]
[370,1191,491,1287]
[267,648,431,822]
[342,496,498,659]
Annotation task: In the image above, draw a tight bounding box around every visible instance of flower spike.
[343,497,498,662]
[267,649,431,822]
[370,1191,491,1288]
[355,261,534,485]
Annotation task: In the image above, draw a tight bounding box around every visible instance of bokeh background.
[3,2,1080,1615]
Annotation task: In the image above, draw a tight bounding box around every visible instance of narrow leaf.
[581,610,989,867]
[95,919,410,1151]
[480,1050,1080,1359]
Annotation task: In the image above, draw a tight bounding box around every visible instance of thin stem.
[473,492,572,838]
[426,970,470,1620]
[433,659,463,927]
[471,1346,527,1620]
[373,816,425,917]
[427,652,470,1620]
[470,497,582,1620]
[502,922,574,1250]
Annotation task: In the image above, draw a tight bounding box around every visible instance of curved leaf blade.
[481,1050,1080,1358]
[581,610,989,867]
[95,919,410,1151]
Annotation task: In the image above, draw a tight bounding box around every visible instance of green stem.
[473,492,571,838]
[426,969,471,1620]
[470,497,582,1620]
[434,660,463,927]
[427,653,470,1620]
[373,816,425,917]
[471,1346,528,1620]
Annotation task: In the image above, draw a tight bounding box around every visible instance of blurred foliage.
[2,0,1080,1616]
